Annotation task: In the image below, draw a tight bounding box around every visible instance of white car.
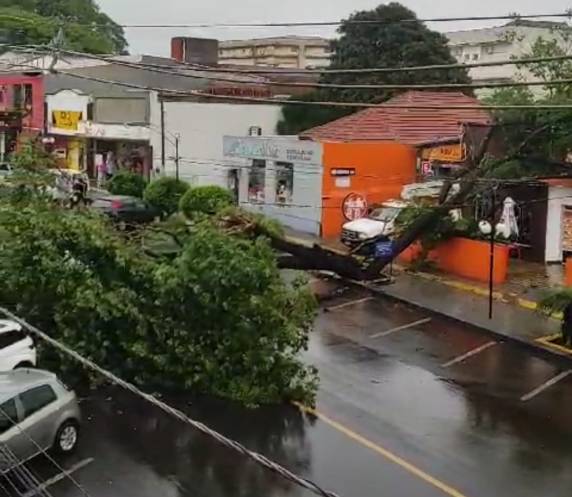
[0,321,37,371]
[341,200,407,246]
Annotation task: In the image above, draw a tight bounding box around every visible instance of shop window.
[275,162,294,204]
[248,160,266,203]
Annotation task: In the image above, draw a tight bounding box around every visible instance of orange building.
[320,142,416,239]
[222,91,492,240]
[302,91,493,239]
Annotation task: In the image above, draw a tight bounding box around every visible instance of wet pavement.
[4,280,572,497]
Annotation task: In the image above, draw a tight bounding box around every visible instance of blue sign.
[374,241,395,259]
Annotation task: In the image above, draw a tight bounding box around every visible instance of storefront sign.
[53,111,82,131]
[342,193,368,221]
[77,122,151,141]
[374,240,395,259]
[223,136,322,165]
[421,143,465,163]
[331,168,356,176]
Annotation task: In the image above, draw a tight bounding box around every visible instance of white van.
[341,200,408,246]
[0,321,37,371]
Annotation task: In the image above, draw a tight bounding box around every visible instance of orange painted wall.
[321,142,417,239]
[400,238,510,284]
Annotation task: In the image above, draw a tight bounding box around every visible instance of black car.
[91,195,159,225]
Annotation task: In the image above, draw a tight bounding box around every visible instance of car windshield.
[369,207,401,222]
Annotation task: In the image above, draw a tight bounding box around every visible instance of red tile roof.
[301,91,493,146]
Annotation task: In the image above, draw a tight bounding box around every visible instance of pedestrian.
[562,301,572,347]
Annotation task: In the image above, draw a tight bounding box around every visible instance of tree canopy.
[277,2,471,135]
[0,145,318,407]
[483,24,572,178]
[0,0,127,54]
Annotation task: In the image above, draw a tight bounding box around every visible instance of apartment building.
[219,36,332,69]
[446,20,571,84]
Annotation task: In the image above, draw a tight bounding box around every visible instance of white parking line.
[23,457,94,497]
[326,297,374,312]
[520,370,572,402]
[370,318,433,339]
[441,341,498,368]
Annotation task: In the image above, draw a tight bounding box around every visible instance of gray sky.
[96,0,571,55]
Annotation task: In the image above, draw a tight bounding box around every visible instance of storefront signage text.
[53,111,82,131]
[421,143,466,163]
[223,136,322,164]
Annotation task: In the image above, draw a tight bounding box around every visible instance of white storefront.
[148,97,283,186]
[545,184,572,263]
[223,135,324,235]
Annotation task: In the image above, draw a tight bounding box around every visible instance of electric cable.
[0,308,342,497]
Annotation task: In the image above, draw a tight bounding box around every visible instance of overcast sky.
[96,0,571,55]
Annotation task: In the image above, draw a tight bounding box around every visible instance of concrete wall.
[545,186,572,263]
[149,98,282,185]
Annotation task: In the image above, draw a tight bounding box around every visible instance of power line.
[15,45,572,78]
[24,47,572,92]
[0,308,341,497]
[0,404,92,497]
[6,57,572,111]
[155,55,572,76]
[87,12,572,28]
[0,445,52,497]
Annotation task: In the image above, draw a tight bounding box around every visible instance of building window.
[275,162,293,204]
[248,160,266,203]
[464,53,471,61]
[472,53,479,60]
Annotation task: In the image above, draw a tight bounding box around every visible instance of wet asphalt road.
[4,278,572,497]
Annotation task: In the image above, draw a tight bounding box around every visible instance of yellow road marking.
[294,402,470,497]
[536,334,572,356]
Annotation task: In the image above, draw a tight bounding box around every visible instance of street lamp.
[479,191,497,320]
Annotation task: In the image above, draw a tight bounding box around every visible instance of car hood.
[343,218,386,237]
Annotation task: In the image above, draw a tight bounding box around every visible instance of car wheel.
[54,421,79,454]
[14,362,35,369]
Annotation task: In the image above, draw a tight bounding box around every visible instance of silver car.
[0,369,81,472]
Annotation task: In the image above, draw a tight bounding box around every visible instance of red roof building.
[301,91,493,145]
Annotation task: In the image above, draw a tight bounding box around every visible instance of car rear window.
[20,385,57,419]
[0,330,27,350]
[0,398,18,434]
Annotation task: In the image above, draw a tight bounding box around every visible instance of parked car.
[0,369,81,473]
[341,200,408,246]
[91,195,159,225]
[0,320,36,371]
[0,163,12,181]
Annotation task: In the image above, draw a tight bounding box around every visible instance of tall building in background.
[218,36,332,69]
[446,21,571,86]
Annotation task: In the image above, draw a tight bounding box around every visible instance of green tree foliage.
[0,201,318,405]
[180,186,235,219]
[143,177,190,217]
[108,171,147,198]
[484,23,572,177]
[0,0,127,54]
[7,138,55,199]
[277,2,471,134]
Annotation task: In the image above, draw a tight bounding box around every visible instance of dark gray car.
[0,369,81,473]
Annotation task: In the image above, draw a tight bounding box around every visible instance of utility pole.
[160,98,166,175]
[488,190,496,320]
[175,134,180,181]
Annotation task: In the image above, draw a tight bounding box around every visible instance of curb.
[404,270,563,321]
